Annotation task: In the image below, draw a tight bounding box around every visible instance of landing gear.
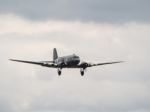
[80,68,85,76]
[57,68,62,76]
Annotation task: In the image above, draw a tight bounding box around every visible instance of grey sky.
[0,1,150,112]
[0,0,150,22]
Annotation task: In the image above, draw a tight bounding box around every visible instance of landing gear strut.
[80,68,85,76]
[57,68,62,76]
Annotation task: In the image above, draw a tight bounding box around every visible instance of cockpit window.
[73,55,79,58]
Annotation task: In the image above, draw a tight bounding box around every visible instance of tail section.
[53,48,58,61]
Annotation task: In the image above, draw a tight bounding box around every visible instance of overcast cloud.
[0,0,150,22]
[0,0,150,112]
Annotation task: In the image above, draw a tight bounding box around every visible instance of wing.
[78,61,123,68]
[88,61,124,67]
[9,59,57,68]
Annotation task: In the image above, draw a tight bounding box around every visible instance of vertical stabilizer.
[53,48,58,61]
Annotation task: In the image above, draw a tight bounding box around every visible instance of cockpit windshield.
[73,54,79,58]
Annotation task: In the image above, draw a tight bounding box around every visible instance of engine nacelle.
[80,62,89,69]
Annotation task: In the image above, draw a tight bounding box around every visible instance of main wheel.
[80,68,84,76]
[81,71,84,76]
[58,71,61,76]
[57,68,62,76]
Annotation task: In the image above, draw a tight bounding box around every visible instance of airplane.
[10,48,123,76]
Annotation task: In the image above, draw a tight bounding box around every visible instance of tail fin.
[53,48,58,61]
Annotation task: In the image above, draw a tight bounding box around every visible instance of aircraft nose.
[75,58,80,63]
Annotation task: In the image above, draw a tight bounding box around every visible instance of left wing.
[88,61,124,67]
[9,59,57,68]
[79,61,123,68]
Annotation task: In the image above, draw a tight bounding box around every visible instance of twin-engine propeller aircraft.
[10,48,123,76]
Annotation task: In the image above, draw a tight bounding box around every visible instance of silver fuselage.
[55,54,80,68]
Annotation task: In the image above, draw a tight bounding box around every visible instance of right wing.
[9,59,57,68]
